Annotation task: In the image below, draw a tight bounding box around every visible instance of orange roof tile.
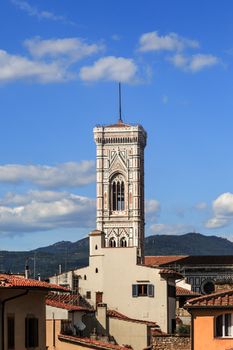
[46,292,93,311]
[185,289,233,308]
[46,299,90,311]
[107,309,159,327]
[58,334,131,350]
[144,256,188,266]
[0,274,68,292]
[176,286,200,297]
[159,269,184,279]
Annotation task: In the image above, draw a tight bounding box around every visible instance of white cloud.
[138,31,199,52]
[24,37,104,60]
[80,56,138,82]
[11,0,71,23]
[169,53,219,72]
[0,49,73,83]
[149,223,195,235]
[0,161,95,188]
[145,199,160,214]
[205,192,233,229]
[0,190,95,234]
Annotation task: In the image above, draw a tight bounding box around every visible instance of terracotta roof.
[185,289,233,308]
[46,299,90,311]
[145,255,233,267]
[105,119,132,128]
[107,309,159,327]
[159,269,184,279]
[0,274,68,291]
[144,256,188,267]
[58,334,130,350]
[176,286,200,297]
[46,292,93,311]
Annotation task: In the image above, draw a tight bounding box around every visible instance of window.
[84,275,87,280]
[25,316,39,348]
[109,237,116,247]
[86,291,91,299]
[132,284,154,297]
[202,280,215,294]
[120,237,127,247]
[95,268,98,273]
[7,315,14,350]
[216,314,233,337]
[95,245,98,250]
[111,174,125,211]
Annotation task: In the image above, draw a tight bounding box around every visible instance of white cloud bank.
[0,50,73,83]
[206,192,233,229]
[0,190,95,234]
[80,56,138,82]
[139,31,199,52]
[24,37,104,61]
[169,53,219,72]
[0,161,95,188]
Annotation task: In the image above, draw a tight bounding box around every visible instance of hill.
[1,232,233,278]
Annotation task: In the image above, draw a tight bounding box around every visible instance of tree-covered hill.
[1,233,233,279]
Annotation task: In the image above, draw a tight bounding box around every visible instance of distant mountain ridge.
[1,232,233,278]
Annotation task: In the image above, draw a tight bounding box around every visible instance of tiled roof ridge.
[187,289,233,304]
[46,299,91,311]
[176,286,200,296]
[107,309,158,327]
[58,334,131,350]
[0,274,68,291]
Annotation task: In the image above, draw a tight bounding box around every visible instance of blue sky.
[1,0,233,250]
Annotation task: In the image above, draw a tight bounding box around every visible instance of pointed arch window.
[120,237,127,247]
[109,237,116,247]
[111,174,125,211]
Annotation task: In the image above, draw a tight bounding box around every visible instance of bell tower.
[93,117,147,260]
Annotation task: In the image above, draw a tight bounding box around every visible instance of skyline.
[1,0,233,250]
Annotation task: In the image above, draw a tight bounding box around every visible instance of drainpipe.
[0,290,29,350]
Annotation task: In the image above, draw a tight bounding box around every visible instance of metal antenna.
[118,82,122,122]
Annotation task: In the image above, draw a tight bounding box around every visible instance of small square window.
[86,291,91,299]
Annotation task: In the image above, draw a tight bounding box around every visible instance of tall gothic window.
[111,174,125,211]
[120,237,127,247]
[109,237,116,247]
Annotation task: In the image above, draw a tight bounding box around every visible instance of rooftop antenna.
[118,82,122,123]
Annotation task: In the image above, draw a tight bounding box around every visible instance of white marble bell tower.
[93,116,147,261]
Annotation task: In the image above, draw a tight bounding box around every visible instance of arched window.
[109,237,116,247]
[120,237,127,247]
[111,174,125,211]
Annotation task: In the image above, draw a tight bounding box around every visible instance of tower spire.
[118,82,122,123]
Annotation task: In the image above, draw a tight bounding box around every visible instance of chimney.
[25,264,29,279]
[59,264,62,275]
[96,303,108,336]
[37,273,41,281]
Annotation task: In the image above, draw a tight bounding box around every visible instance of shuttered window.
[132,284,154,297]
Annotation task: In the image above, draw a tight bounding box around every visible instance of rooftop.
[144,256,188,267]
[145,255,233,267]
[176,286,200,297]
[58,334,131,350]
[107,309,159,328]
[46,292,93,311]
[185,289,233,308]
[0,274,68,292]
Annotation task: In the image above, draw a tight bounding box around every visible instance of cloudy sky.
[1,0,233,250]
